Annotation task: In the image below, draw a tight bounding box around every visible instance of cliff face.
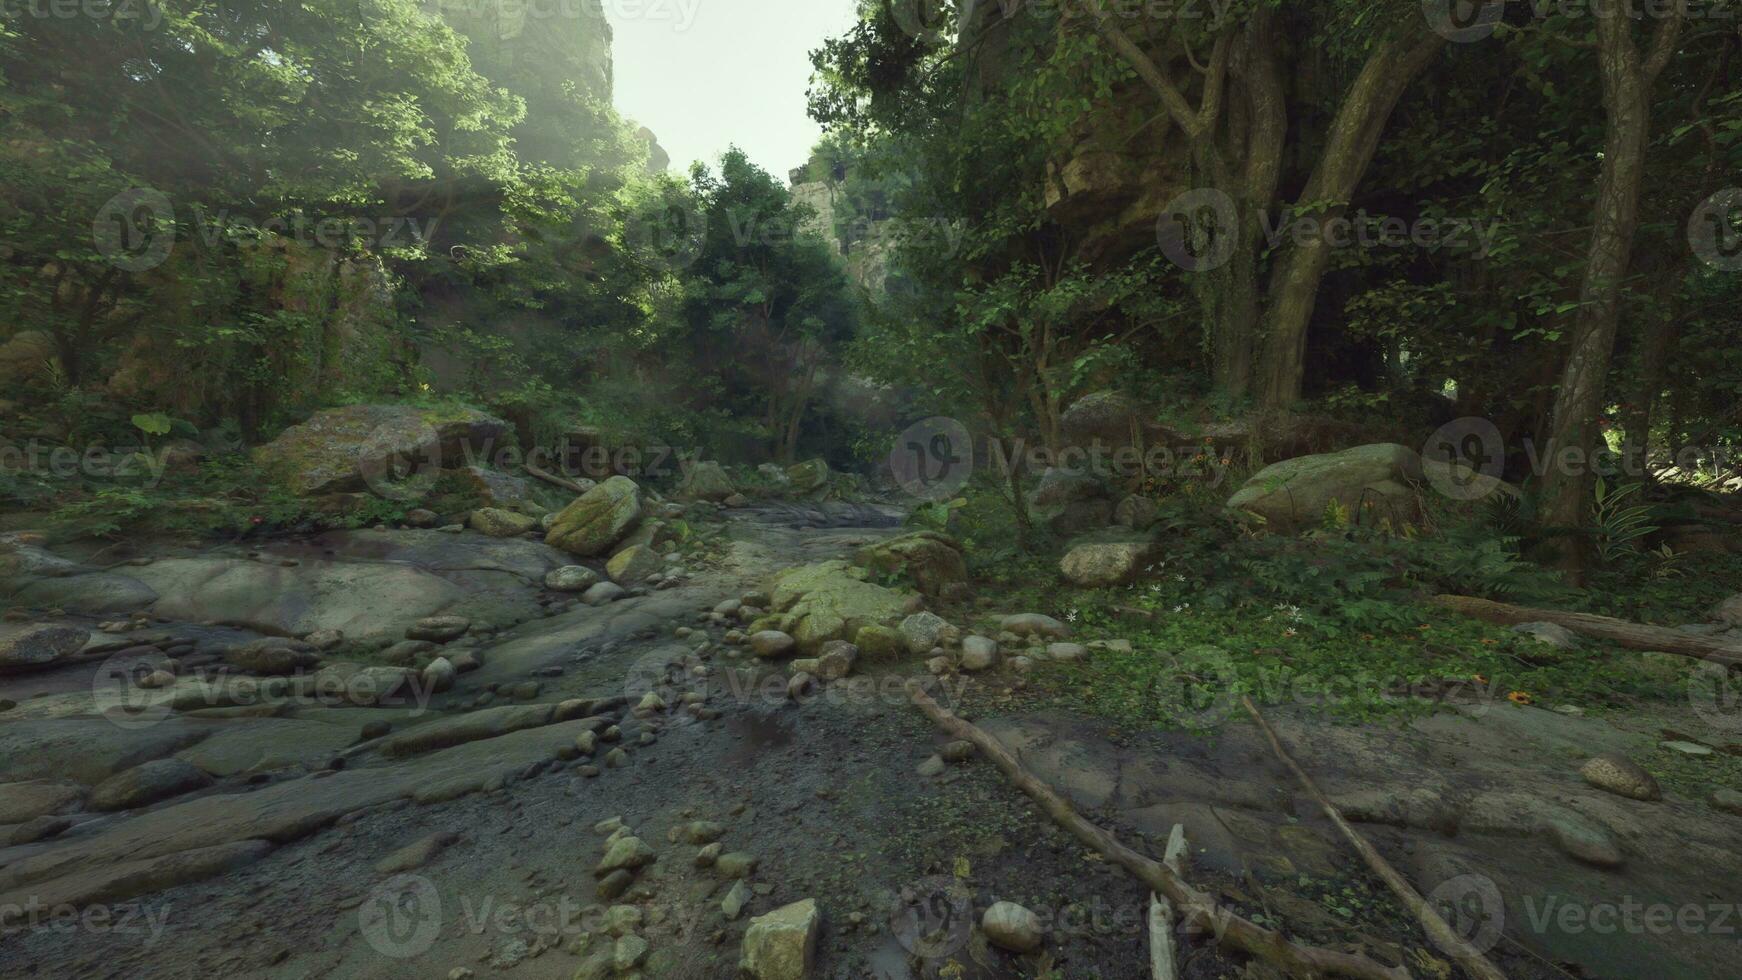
[435,0,617,168]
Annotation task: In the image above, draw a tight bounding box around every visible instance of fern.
[1591,478,1658,564]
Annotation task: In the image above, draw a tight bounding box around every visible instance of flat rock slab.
[0,781,85,824]
[0,717,212,786]
[175,719,362,777]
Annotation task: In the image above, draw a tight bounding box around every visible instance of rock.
[380,639,437,665]
[605,747,630,768]
[899,612,957,655]
[697,842,723,866]
[606,544,662,584]
[722,879,753,920]
[1059,539,1154,587]
[1226,443,1423,531]
[982,901,1043,953]
[253,404,510,497]
[786,459,831,495]
[422,657,457,693]
[89,759,213,812]
[469,508,539,538]
[724,493,750,508]
[137,669,177,689]
[1546,814,1624,867]
[1661,740,1714,756]
[740,899,819,980]
[1709,788,1742,816]
[9,816,71,846]
[814,640,857,680]
[1711,594,1742,627]
[545,476,644,557]
[404,509,440,529]
[582,582,627,606]
[0,624,88,672]
[1514,622,1579,649]
[787,673,816,700]
[454,466,534,511]
[960,636,999,672]
[1114,495,1161,529]
[0,782,84,824]
[375,831,459,873]
[716,852,758,878]
[226,641,321,676]
[940,740,975,763]
[597,870,634,901]
[750,631,798,659]
[853,625,905,662]
[853,532,967,596]
[595,836,656,876]
[768,561,909,653]
[679,460,737,502]
[1047,642,1088,663]
[544,565,600,592]
[1579,754,1661,801]
[304,628,345,651]
[999,613,1069,639]
[407,615,470,643]
[376,704,558,757]
[915,755,945,777]
[613,935,650,971]
[674,820,725,845]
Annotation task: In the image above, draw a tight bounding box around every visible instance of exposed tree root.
[1433,595,1742,668]
[904,680,1410,980]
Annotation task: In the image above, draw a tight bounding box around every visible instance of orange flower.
[1507,691,1534,705]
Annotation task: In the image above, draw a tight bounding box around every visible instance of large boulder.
[0,624,88,673]
[545,477,644,557]
[1226,444,1424,531]
[853,531,967,597]
[679,460,737,502]
[254,404,511,497]
[768,561,910,654]
[1059,538,1155,587]
[786,459,831,495]
[454,466,536,511]
[740,899,820,980]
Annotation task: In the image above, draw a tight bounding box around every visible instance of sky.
[607,0,862,180]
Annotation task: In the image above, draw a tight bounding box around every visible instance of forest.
[2,1,1741,978]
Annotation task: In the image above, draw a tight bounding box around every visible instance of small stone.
[422,657,457,693]
[596,870,634,901]
[787,672,816,700]
[137,669,176,690]
[982,901,1043,952]
[960,635,999,672]
[1579,754,1661,801]
[674,820,725,845]
[915,755,945,777]
[582,582,627,606]
[722,879,753,920]
[999,613,1069,639]
[407,616,470,643]
[696,842,723,867]
[715,852,758,878]
[940,740,975,763]
[1661,740,1715,756]
[1546,814,1624,868]
[595,837,656,876]
[605,905,644,936]
[545,566,601,593]
[1709,788,1742,816]
[750,631,797,659]
[1047,642,1088,663]
[376,831,459,874]
[605,747,630,768]
[613,935,649,971]
[1513,622,1579,649]
[740,899,819,980]
[575,731,598,756]
[594,816,624,835]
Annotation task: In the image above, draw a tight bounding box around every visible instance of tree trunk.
[1537,9,1682,572]
[1621,312,1680,478]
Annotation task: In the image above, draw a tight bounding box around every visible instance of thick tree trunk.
[1255,32,1448,409]
[1537,10,1682,571]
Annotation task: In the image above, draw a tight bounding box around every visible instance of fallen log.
[1432,595,1742,669]
[524,463,592,496]
[904,681,1408,980]
[1242,697,1509,980]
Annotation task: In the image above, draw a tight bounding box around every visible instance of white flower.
[1065,609,1079,623]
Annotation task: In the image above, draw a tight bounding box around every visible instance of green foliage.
[1590,477,1658,564]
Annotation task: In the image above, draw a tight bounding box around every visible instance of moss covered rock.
[679,460,737,502]
[254,404,511,497]
[546,476,644,557]
[854,531,967,596]
[768,561,909,654]
[1226,443,1423,531]
[785,458,831,495]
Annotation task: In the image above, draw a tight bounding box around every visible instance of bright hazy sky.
[607,0,862,180]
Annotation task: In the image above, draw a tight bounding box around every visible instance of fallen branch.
[1432,595,1742,668]
[904,681,1408,980]
[1150,824,1190,980]
[1241,697,1508,980]
[524,463,591,496]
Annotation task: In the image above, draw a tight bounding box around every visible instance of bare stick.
[1241,696,1508,980]
[525,463,592,496]
[1149,892,1179,980]
[905,681,1408,980]
[1433,594,1742,668]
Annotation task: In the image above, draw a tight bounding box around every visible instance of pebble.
[915,755,946,777]
[1579,754,1662,801]
[982,901,1044,952]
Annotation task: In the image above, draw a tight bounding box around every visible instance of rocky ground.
[2,495,1741,979]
